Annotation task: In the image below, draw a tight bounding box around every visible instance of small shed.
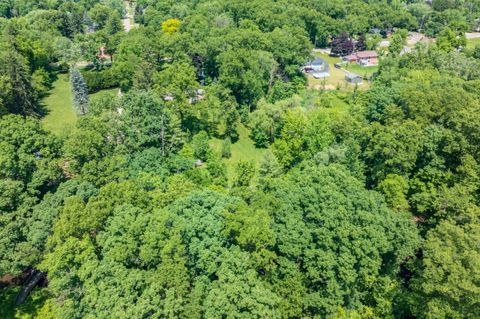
[345,72,363,84]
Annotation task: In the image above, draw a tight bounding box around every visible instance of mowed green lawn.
[42,73,119,135]
[41,73,77,135]
[344,63,378,78]
[89,87,119,103]
[211,124,266,183]
[467,37,480,49]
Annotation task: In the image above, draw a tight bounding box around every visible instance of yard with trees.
[1,0,480,318]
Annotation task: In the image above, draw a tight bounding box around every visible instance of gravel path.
[122,1,132,32]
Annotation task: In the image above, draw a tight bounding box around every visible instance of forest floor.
[41,73,77,136]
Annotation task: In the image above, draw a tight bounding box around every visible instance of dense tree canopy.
[1,0,480,318]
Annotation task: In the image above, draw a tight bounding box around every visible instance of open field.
[41,73,77,136]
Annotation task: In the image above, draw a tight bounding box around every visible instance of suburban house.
[303,57,330,79]
[344,50,379,66]
[345,72,363,84]
[303,57,329,73]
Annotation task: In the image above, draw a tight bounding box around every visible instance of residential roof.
[356,50,378,58]
[312,72,330,79]
[310,57,326,66]
[344,54,357,61]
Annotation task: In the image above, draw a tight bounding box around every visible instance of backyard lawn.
[344,63,378,78]
[41,73,77,136]
[89,87,119,103]
[42,74,119,136]
[467,37,480,49]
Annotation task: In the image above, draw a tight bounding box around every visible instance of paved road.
[122,16,131,32]
[466,32,480,39]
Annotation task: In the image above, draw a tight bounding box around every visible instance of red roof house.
[343,50,379,66]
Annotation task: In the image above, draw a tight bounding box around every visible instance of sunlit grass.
[41,73,77,136]
[210,124,266,184]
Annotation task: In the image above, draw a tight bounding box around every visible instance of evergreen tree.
[70,67,89,115]
[0,48,37,115]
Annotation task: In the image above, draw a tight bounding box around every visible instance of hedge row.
[82,68,119,93]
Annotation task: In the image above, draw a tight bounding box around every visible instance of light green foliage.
[378,174,410,212]
[41,73,77,135]
[389,33,406,56]
[232,160,255,187]
[221,138,232,158]
[258,150,283,179]
[191,131,211,161]
[272,108,333,168]
[204,248,280,319]
[437,27,466,51]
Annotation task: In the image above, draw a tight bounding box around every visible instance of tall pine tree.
[70,67,89,115]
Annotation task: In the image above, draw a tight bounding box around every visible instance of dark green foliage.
[409,220,480,319]
[0,115,62,275]
[1,0,480,318]
[0,48,38,115]
[265,164,419,317]
[82,68,119,93]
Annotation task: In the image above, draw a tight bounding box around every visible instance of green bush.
[82,68,119,93]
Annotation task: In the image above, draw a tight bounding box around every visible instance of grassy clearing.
[41,73,77,136]
[89,87,119,103]
[344,63,378,78]
[466,37,480,49]
[210,124,266,183]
